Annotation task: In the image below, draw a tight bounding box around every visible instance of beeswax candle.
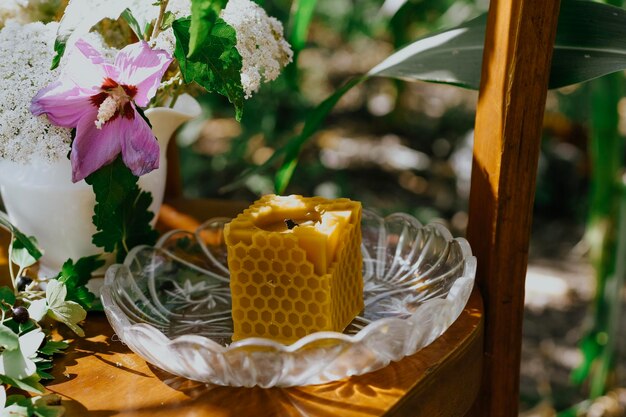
[224,194,363,343]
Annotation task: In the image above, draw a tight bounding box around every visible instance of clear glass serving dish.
[100,209,476,388]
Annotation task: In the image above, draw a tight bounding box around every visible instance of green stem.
[7,240,16,295]
[150,0,170,41]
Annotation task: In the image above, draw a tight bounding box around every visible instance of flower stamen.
[95,96,120,129]
[93,83,138,129]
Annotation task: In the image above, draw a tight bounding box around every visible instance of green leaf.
[84,158,159,263]
[0,374,45,394]
[5,395,27,406]
[188,0,228,58]
[35,361,54,381]
[18,320,36,334]
[122,8,144,40]
[173,17,245,120]
[0,324,19,350]
[38,340,69,356]
[550,0,626,88]
[367,13,485,89]
[6,394,64,417]
[0,286,16,309]
[58,256,103,287]
[288,0,318,52]
[56,256,103,309]
[0,212,43,261]
[369,1,626,89]
[45,280,87,337]
[274,150,300,195]
[50,39,65,71]
[11,237,40,268]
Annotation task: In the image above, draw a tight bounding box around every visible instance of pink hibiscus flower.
[31,38,172,182]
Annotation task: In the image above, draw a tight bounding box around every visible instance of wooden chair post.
[466,1,561,415]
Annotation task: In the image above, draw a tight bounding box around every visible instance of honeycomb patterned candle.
[224,194,363,343]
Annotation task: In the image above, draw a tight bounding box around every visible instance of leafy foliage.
[56,256,104,310]
[3,393,64,417]
[173,17,245,120]
[44,280,87,337]
[225,0,626,193]
[0,375,45,395]
[0,221,73,414]
[85,157,159,263]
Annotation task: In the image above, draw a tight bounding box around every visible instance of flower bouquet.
[0,0,291,413]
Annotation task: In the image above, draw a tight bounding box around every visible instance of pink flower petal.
[119,105,160,176]
[30,81,96,128]
[70,108,123,182]
[114,41,173,107]
[63,38,119,89]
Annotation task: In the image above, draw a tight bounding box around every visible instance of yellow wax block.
[224,194,363,343]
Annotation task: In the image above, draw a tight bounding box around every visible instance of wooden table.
[15,198,485,416]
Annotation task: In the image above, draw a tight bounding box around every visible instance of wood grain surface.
[466,1,562,415]
[2,198,484,416]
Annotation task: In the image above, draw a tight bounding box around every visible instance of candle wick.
[285,219,298,230]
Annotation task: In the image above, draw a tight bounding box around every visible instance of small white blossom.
[221,0,293,98]
[0,21,72,163]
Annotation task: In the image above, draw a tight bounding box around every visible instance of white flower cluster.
[0,21,72,163]
[221,0,293,98]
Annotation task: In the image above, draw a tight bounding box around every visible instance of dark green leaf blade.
[173,17,245,120]
[367,13,486,89]
[369,1,626,90]
[549,0,626,88]
[38,340,69,356]
[50,39,66,71]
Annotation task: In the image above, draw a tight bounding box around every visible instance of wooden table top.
[9,198,485,417]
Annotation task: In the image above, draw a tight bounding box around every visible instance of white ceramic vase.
[0,95,201,276]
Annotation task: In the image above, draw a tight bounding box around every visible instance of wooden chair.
[29,0,562,415]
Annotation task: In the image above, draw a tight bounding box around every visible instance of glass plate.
[100,209,476,387]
